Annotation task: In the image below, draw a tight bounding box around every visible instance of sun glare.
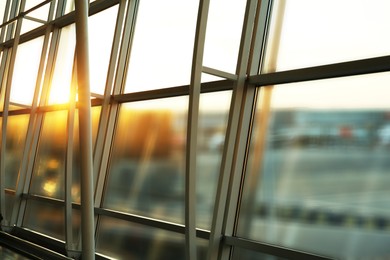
[48,84,72,105]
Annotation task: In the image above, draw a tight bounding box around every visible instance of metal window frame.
[0,0,389,259]
[12,0,65,228]
[185,0,210,258]
[226,236,333,260]
[1,0,25,228]
[206,0,264,259]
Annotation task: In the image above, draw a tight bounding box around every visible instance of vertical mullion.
[230,2,285,258]
[2,0,19,42]
[206,0,260,259]
[94,0,138,212]
[11,25,52,227]
[226,0,274,239]
[13,0,64,227]
[1,0,25,227]
[186,0,210,259]
[0,0,12,43]
[65,56,77,255]
[0,0,19,224]
[0,48,11,226]
[93,0,131,208]
[93,3,140,251]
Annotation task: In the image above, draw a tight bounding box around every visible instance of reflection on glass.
[89,6,118,95]
[237,73,390,259]
[0,245,31,259]
[30,111,68,199]
[10,37,44,105]
[197,91,231,229]
[96,216,186,260]
[23,200,64,241]
[203,0,246,74]
[29,107,100,202]
[48,25,75,105]
[5,115,29,189]
[233,247,287,260]
[264,0,390,72]
[104,97,187,223]
[5,194,15,222]
[72,209,81,246]
[124,0,198,92]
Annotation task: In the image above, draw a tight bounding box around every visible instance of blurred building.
[0,0,390,259]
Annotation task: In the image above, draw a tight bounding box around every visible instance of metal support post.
[186,0,210,259]
[74,0,95,259]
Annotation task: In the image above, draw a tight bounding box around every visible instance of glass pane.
[89,6,118,95]
[201,73,226,83]
[21,18,43,35]
[0,1,6,23]
[237,72,390,259]
[5,114,29,189]
[96,216,186,260]
[124,0,198,92]
[24,1,49,20]
[103,97,188,224]
[233,247,287,260]
[64,1,74,14]
[71,209,81,246]
[48,24,75,105]
[5,194,16,222]
[10,37,44,105]
[0,245,31,259]
[30,111,67,199]
[203,0,246,74]
[23,200,64,241]
[263,0,390,72]
[197,91,231,229]
[25,0,47,11]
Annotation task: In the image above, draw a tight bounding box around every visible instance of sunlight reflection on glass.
[47,25,75,105]
[10,37,44,106]
[104,96,188,223]
[5,115,29,189]
[30,111,68,199]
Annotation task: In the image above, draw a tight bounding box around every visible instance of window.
[0,1,389,259]
[238,73,390,259]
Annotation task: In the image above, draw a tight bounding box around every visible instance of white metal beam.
[186,0,210,259]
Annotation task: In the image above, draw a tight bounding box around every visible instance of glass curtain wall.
[0,0,389,259]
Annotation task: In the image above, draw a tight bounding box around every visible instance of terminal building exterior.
[0,0,390,259]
